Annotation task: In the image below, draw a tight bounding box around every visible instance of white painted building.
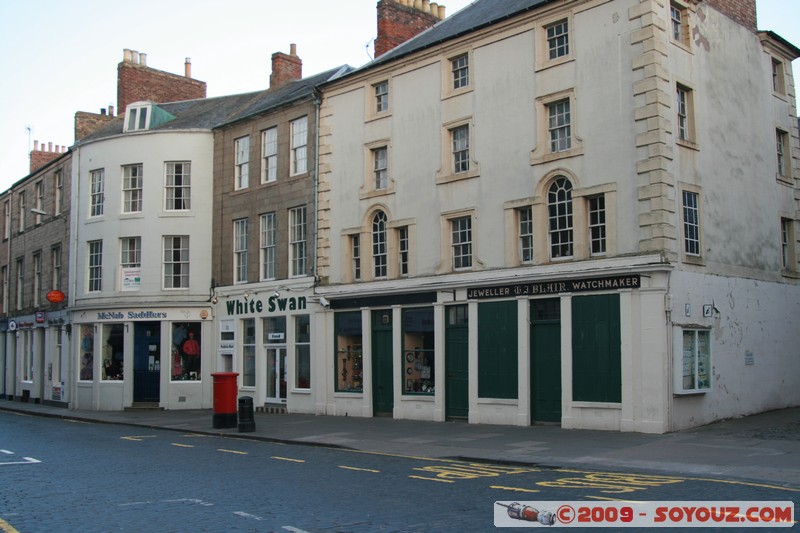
[68,96,251,410]
[315,0,800,432]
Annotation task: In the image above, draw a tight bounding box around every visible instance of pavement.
[1,399,799,487]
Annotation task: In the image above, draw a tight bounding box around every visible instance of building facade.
[0,145,72,406]
[315,0,800,432]
[211,46,351,413]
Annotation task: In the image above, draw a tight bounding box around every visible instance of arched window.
[372,211,388,278]
[548,177,573,259]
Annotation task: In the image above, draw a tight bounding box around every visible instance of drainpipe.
[312,88,322,292]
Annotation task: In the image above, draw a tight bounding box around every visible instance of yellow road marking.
[272,456,305,463]
[0,517,20,533]
[408,475,454,483]
[490,485,540,493]
[218,449,248,455]
[171,443,194,448]
[338,465,380,473]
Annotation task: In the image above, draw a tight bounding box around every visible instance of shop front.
[71,306,213,411]
[215,286,319,414]
[323,269,670,432]
[1,311,70,406]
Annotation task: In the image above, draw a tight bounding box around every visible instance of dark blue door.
[133,322,161,403]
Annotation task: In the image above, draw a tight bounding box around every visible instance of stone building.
[314,0,800,432]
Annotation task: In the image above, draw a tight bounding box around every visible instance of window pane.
[295,315,311,389]
[402,308,435,395]
[547,19,569,59]
[452,216,472,269]
[548,178,573,258]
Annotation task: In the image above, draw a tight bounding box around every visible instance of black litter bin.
[238,396,255,433]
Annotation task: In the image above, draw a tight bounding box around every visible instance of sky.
[0,0,797,192]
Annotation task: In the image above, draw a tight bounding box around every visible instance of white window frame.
[122,164,143,213]
[18,191,26,232]
[260,213,276,281]
[547,98,571,153]
[15,258,23,310]
[546,19,570,60]
[372,211,388,279]
[290,116,308,176]
[398,226,409,277]
[32,252,41,306]
[234,218,248,284]
[519,206,533,263]
[289,206,307,277]
[451,53,469,90]
[373,146,388,190]
[165,162,191,211]
[125,104,150,132]
[588,194,607,256]
[548,177,574,260]
[374,81,389,114]
[261,127,278,184]
[670,2,690,47]
[163,236,190,289]
[235,136,250,190]
[54,169,63,216]
[90,169,105,217]
[676,328,711,394]
[51,245,61,291]
[451,216,472,270]
[87,240,103,293]
[120,237,141,269]
[352,234,362,281]
[681,188,701,258]
[34,181,44,225]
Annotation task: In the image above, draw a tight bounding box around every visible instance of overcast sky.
[0,0,797,191]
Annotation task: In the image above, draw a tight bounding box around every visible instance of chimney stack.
[270,44,303,89]
[185,57,192,78]
[375,0,444,58]
[29,139,65,173]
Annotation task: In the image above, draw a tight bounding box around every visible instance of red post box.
[211,372,239,429]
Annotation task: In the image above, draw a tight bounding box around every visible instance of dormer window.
[125,103,151,132]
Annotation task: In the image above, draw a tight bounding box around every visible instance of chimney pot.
[101,108,107,116]
[438,4,445,18]
[139,52,147,66]
[109,105,115,116]
[48,141,53,152]
[34,140,39,151]
[422,0,430,12]
[290,43,297,56]
[414,0,422,9]
[131,50,139,64]
[185,57,191,78]
[123,48,132,62]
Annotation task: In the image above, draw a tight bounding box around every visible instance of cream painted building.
[314,0,800,432]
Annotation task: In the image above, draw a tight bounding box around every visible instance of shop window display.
[335,311,363,392]
[171,322,202,381]
[402,307,435,395]
[102,324,124,380]
[80,325,94,381]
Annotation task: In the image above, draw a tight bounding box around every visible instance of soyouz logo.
[494,501,795,528]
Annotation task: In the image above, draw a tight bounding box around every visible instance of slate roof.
[358,0,553,72]
[75,65,353,145]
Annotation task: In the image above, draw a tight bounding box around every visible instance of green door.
[572,294,621,403]
[530,299,561,423]
[445,305,469,419]
[371,310,394,415]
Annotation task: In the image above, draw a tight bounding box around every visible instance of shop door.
[371,309,394,416]
[266,348,287,404]
[530,299,562,423]
[445,305,469,419]
[572,294,621,403]
[133,322,161,403]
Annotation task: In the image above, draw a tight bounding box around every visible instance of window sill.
[366,111,392,123]
[683,255,705,266]
[436,168,480,185]
[781,269,800,280]
[673,390,708,397]
[571,401,621,409]
[534,55,574,73]
[442,86,473,101]
[289,171,309,180]
[292,388,312,395]
[670,39,693,54]
[676,139,699,151]
[776,175,793,187]
[531,146,584,165]
[359,186,396,200]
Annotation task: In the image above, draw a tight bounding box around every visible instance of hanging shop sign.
[46,290,66,303]
[467,274,641,300]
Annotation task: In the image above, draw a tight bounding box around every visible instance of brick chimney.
[30,140,67,174]
[117,48,207,115]
[74,107,116,141]
[703,0,757,32]
[375,0,445,58]
[270,44,303,89]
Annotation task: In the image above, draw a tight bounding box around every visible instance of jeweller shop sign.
[467,274,641,300]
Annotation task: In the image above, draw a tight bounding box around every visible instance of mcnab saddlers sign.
[467,274,641,300]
